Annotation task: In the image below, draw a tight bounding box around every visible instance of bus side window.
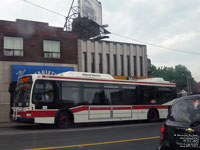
[138,86,157,105]
[61,81,80,105]
[44,82,54,102]
[121,89,137,105]
[33,82,45,102]
[84,88,110,105]
[32,81,54,103]
[82,83,111,105]
[61,86,79,104]
[156,87,173,104]
[109,89,121,105]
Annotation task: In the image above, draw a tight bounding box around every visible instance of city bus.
[10,72,177,128]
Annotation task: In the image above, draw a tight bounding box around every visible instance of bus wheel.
[148,109,159,122]
[56,112,71,128]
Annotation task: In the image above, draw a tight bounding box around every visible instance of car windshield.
[170,99,200,124]
[14,83,32,103]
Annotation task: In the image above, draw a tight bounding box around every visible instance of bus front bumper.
[12,117,34,124]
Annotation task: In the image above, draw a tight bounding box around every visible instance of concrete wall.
[78,40,148,78]
[0,61,78,122]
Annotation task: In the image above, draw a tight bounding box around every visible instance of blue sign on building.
[11,65,75,82]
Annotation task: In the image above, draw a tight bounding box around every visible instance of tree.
[149,64,196,92]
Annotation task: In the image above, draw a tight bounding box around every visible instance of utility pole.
[187,75,191,95]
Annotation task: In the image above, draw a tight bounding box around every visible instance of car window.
[170,99,200,124]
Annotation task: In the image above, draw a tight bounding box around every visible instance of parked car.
[157,95,200,150]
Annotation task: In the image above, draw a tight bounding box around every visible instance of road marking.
[24,136,160,150]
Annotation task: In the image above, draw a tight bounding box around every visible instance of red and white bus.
[11,72,177,128]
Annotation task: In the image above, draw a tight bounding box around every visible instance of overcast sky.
[0,0,200,81]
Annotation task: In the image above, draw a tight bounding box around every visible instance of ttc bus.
[11,72,177,128]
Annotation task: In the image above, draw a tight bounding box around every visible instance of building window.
[127,56,130,76]
[134,56,137,76]
[140,56,143,76]
[121,55,124,76]
[3,36,23,56]
[99,53,103,73]
[91,53,95,73]
[43,40,60,59]
[113,54,117,75]
[106,54,110,74]
[83,52,87,72]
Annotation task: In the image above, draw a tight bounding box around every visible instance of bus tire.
[147,109,159,122]
[56,112,72,128]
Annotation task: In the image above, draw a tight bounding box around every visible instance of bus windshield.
[14,83,32,107]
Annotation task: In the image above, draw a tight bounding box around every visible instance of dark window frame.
[106,54,110,74]
[127,56,130,76]
[4,49,24,57]
[44,52,60,59]
[134,56,137,76]
[83,52,87,72]
[91,53,95,73]
[113,54,117,75]
[140,56,143,76]
[121,55,124,76]
[99,53,103,73]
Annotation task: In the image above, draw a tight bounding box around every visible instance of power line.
[111,32,200,55]
[23,0,66,17]
[23,0,200,56]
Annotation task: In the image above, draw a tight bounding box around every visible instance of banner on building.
[11,65,75,82]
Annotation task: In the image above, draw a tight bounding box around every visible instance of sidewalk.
[0,122,32,128]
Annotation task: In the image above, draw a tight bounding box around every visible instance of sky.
[0,0,200,81]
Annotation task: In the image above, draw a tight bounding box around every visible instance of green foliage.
[149,64,196,90]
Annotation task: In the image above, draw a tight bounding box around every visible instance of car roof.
[174,95,200,104]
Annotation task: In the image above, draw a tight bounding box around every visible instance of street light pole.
[187,75,190,95]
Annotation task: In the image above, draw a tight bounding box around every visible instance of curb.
[0,122,31,128]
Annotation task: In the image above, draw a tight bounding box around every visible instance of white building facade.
[78,40,148,78]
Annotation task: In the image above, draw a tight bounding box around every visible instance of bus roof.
[136,78,171,84]
[20,72,176,87]
[57,72,114,80]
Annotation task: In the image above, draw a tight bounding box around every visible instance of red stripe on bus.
[90,107,111,110]
[132,105,169,109]
[17,112,26,117]
[31,111,57,117]
[71,106,89,113]
[18,111,57,118]
[42,76,176,86]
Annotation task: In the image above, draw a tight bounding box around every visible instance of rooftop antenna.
[64,0,79,31]
[24,0,110,40]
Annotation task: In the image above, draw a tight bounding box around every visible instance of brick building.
[0,19,78,122]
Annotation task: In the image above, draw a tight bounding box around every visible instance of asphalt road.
[0,121,163,150]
